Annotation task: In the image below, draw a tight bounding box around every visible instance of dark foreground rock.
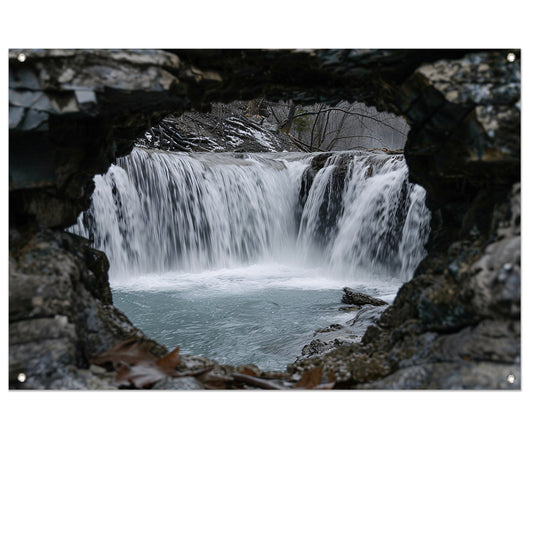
[9,48,520,389]
[9,228,168,389]
[288,182,521,389]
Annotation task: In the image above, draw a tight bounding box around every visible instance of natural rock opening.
[9,49,520,389]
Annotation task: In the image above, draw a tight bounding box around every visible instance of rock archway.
[9,49,520,389]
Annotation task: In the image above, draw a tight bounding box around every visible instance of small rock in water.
[341,287,388,307]
[314,324,344,334]
[300,338,333,358]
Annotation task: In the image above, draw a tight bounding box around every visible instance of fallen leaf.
[93,340,182,389]
[92,338,160,370]
[235,365,260,377]
[294,366,323,389]
[156,346,181,371]
[116,362,167,389]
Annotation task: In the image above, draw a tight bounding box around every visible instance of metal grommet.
[506,52,516,63]
[506,373,516,384]
[17,52,27,62]
[17,372,27,383]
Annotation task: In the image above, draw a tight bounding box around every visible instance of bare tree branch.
[291,107,408,136]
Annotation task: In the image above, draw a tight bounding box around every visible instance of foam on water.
[112,261,401,301]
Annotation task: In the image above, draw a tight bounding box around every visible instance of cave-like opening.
[69,96,428,372]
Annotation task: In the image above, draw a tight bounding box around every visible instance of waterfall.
[71,148,430,281]
[303,152,431,279]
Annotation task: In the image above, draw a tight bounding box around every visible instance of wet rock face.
[137,104,299,153]
[294,182,520,389]
[10,48,519,233]
[9,48,521,389]
[415,52,520,156]
[7,49,484,226]
[9,49,192,228]
[9,228,167,389]
[399,51,520,252]
[296,152,354,245]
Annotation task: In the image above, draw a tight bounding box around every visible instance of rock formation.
[341,288,388,307]
[9,48,520,389]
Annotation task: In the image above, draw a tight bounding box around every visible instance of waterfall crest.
[71,148,430,281]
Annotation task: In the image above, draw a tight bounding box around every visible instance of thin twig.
[232,373,288,390]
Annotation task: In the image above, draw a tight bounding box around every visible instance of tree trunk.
[281,101,296,133]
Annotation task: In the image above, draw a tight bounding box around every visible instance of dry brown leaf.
[115,362,168,389]
[92,338,160,370]
[156,346,181,371]
[93,340,182,389]
[235,365,260,377]
[294,366,323,389]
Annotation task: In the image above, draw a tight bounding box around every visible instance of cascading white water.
[71,147,430,282]
[73,149,309,278]
[70,147,431,369]
[317,152,431,279]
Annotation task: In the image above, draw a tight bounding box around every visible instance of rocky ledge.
[9,49,520,389]
[136,101,298,153]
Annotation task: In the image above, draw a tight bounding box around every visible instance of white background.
[2,3,531,532]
